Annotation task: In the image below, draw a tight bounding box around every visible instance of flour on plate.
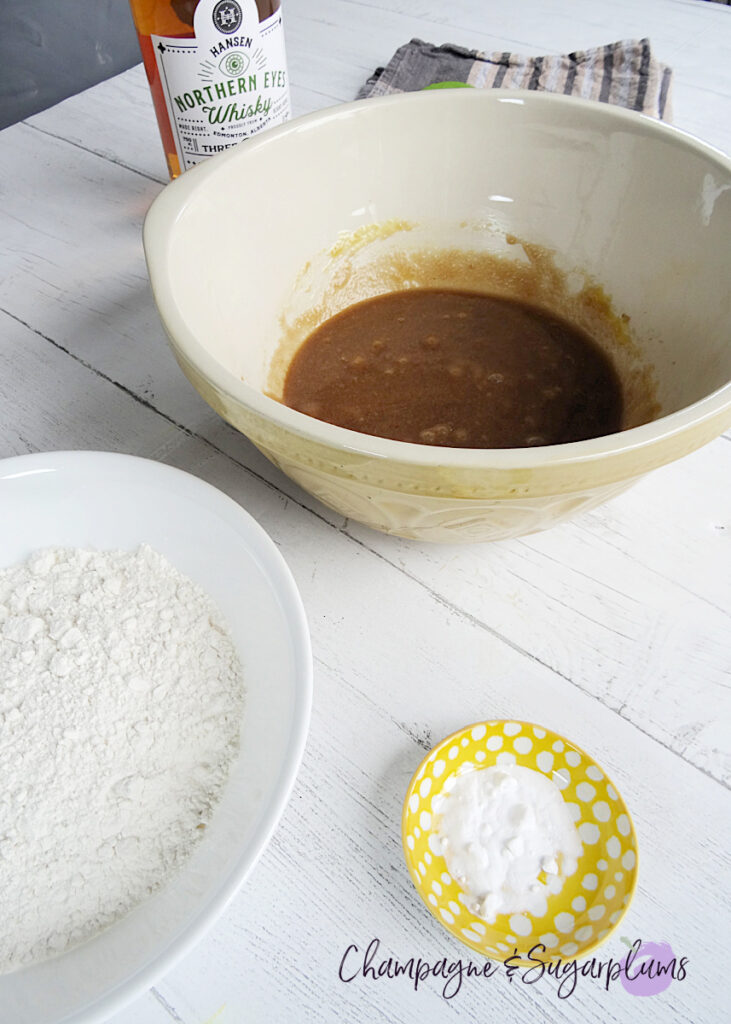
[0,545,245,971]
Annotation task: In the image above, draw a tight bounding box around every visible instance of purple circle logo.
[621,940,677,997]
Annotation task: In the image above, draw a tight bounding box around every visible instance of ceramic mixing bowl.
[144,90,731,542]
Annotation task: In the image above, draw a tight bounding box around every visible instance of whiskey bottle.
[129,0,290,178]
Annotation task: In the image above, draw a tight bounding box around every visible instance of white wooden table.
[1,1,729,1021]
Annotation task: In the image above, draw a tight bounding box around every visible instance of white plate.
[0,451,312,1024]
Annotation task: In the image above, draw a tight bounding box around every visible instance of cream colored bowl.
[144,91,731,543]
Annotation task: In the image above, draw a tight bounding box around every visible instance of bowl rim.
[144,88,731,473]
[401,718,639,965]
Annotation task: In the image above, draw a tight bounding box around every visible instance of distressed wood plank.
[345,438,731,784]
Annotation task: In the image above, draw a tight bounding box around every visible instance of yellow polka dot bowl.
[402,721,638,964]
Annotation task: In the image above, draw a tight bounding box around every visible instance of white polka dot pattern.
[403,720,638,965]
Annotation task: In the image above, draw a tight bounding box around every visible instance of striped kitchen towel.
[358,38,673,120]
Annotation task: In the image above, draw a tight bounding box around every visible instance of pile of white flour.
[0,545,245,972]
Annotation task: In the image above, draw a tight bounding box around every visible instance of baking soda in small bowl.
[432,764,582,924]
[402,720,639,962]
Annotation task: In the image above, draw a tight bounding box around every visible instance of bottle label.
[151,0,290,171]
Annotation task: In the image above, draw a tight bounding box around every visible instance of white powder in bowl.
[433,764,582,923]
[0,545,245,972]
